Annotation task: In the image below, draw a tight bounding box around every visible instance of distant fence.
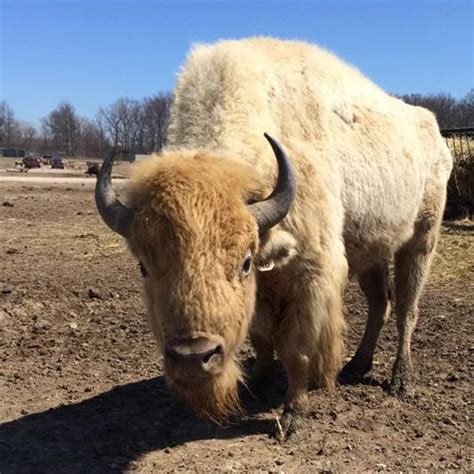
[440,127,474,219]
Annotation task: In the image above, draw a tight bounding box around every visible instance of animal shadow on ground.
[337,372,390,392]
[443,221,474,233]
[0,357,285,473]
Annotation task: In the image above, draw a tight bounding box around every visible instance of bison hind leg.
[391,191,444,397]
[339,261,391,384]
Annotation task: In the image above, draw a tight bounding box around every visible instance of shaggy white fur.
[126,37,452,436]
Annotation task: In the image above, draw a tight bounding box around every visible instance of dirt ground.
[0,179,472,473]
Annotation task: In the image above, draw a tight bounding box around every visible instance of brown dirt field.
[0,180,472,473]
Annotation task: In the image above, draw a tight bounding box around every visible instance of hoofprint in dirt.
[0,181,472,472]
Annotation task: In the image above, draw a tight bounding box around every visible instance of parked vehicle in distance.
[22,156,42,169]
[51,157,65,169]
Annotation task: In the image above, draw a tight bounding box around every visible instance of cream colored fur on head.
[127,152,268,421]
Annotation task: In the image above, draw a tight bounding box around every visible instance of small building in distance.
[0,147,26,158]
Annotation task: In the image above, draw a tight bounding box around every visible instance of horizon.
[1,0,473,126]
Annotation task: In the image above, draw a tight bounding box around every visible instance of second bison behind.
[95,37,452,438]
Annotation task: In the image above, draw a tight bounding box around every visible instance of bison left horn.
[248,134,297,233]
[95,147,134,238]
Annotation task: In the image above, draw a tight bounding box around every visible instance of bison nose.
[165,337,223,367]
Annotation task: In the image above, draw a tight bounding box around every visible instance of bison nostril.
[165,338,223,365]
[201,344,222,363]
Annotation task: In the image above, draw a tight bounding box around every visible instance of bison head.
[95,134,296,421]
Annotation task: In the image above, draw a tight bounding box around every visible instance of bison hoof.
[339,356,372,384]
[389,377,415,398]
[271,411,304,441]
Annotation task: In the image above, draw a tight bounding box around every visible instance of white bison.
[95,37,452,438]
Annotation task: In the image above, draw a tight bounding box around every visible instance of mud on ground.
[0,181,472,472]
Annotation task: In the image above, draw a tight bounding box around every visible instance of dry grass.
[446,138,474,215]
[432,218,474,283]
[447,137,474,160]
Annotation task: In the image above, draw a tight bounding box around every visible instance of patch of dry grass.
[446,138,474,215]
[432,218,474,283]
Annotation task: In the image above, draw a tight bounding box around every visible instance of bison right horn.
[248,134,297,233]
[95,147,134,238]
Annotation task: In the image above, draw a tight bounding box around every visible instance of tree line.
[0,93,172,158]
[398,90,474,129]
[0,89,473,158]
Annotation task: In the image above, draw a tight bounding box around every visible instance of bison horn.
[95,147,134,238]
[248,134,296,232]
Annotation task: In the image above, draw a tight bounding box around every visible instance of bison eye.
[241,251,252,278]
[138,262,148,278]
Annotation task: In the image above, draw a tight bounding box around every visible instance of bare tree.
[97,98,144,151]
[142,93,173,152]
[16,122,38,150]
[41,102,81,156]
[79,117,109,158]
[0,100,20,147]
[458,89,474,127]
[94,114,110,158]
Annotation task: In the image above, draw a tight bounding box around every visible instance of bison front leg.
[340,261,391,383]
[273,348,310,440]
[272,260,347,440]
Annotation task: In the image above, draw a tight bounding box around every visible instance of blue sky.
[1,0,473,125]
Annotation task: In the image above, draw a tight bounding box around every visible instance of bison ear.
[255,230,298,272]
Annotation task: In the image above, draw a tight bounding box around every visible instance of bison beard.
[165,358,244,423]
